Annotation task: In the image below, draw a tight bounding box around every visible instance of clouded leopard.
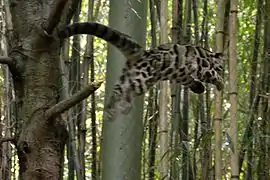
[50,22,224,121]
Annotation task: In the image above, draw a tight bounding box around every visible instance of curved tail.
[56,22,143,58]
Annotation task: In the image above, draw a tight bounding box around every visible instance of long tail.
[56,22,143,58]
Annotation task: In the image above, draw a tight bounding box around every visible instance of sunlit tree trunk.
[229,0,239,178]
[214,0,225,179]
[158,1,170,179]
[101,1,147,180]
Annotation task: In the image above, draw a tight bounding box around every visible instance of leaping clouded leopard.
[50,22,224,121]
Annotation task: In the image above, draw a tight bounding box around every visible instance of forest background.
[0,0,269,180]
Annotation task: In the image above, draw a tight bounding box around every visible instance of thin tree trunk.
[214,0,226,179]
[59,38,70,180]
[148,89,158,180]
[192,0,200,178]
[68,2,82,179]
[80,0,96,179]
[229,0,239,178]
[159,1,169,179]
[200,0,212,179]
[73,3,84,179]
[181,0,192,179]
[148,1,158,179]
[170,0,183,180]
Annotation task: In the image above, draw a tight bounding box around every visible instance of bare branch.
[0,56,13,66]
[0,137,16,144]
[44,0,69,34]
[45,81,103,119]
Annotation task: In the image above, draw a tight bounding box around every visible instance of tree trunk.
[8,1,72,179]
[257,0,270,178]
[101,0,147,180]
[214,0,226,179]
[181,0,192,179]
[200,1,212,179]
[229,0,239,178]
[170,0,182,178]
[148,1,158,179]
[159,1,170,179]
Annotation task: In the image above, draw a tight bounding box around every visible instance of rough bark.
[6,1,100,179]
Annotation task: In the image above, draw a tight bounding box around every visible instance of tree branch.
[44,0,69,34]
[0,137,16,144]
[45,81,103,119]
[0,56,14,66]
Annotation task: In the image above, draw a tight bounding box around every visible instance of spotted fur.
[55,22,224,121]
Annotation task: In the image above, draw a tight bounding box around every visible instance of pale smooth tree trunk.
[158,1,169,179]
[229,0,239,178]
[214,0,225,179]
[101,1,147,180]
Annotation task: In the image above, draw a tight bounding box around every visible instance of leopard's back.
[104,44,224,120]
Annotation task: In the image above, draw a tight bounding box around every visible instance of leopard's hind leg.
[103,83,134,121]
